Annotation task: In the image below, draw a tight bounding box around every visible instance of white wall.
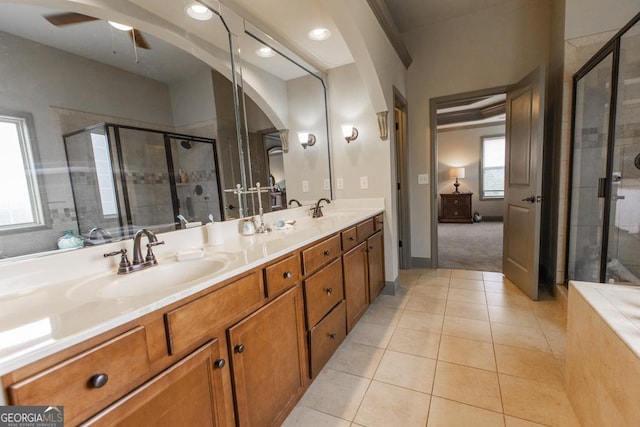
[169,67,217,134]
[404,0,552,261]
[565,0,640,39]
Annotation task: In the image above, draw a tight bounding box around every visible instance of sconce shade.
[297,131,316,149]
[449,167,465,179]
[341,124,359,143]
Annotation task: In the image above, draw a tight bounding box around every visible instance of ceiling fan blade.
[130,29,150,50]
[44,12,99,27]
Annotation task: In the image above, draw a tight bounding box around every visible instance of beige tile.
[412,285,449,300]
[406,294,447,314]
[374,350,436,393]
[346,320,396,348]
[484,278,520,294]
[442,316,493,342]
[445,300,489,321]
[361,304,404,326]
[450,278,485,291]
[535,312,567,335]
[451,269,484,280]
[283,406,351,427]
[499,374,580,427]
[353,380,430,427]
[491,324,551,353]
[494,344,563,385]
[415,276,451,288]
[488,306,538,328]
[543,330,567,358]
[486,291,531,309]
[432,361,502,413]
[427,396,505,427]
[398,310,444,333]
[388,328,441,359]
[504,416,547,426]
[327,341,385,378]
[299,369,370,420]
[438,335,496,371]
[447,288,487,304]
[483,271,505,282]
[376,288,410,309]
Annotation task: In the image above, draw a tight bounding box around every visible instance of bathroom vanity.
[0,204,385,426]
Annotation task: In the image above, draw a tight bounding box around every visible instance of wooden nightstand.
[440,193,473,223]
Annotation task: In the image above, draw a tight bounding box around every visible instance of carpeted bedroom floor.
[438,221,503,272]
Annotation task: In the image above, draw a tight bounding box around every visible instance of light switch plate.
[323,179,330,190]
[336,178,344,190]
[302,180,309,192]
[360,176,368,189]
[418,173,429,185]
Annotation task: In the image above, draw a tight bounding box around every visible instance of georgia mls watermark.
[0,406,64,427]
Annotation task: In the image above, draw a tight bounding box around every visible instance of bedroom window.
[0,114,44,230]
[481,135,505,199]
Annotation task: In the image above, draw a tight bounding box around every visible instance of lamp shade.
[449,167,465,179]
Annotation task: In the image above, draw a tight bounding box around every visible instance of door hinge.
[399,240,403,248]
[395,122,399,130]
[397,182,401,190]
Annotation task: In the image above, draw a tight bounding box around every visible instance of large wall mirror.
[0,0,332,260]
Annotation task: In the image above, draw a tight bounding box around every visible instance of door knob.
[521,196,536,203]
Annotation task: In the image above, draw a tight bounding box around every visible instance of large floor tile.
[387,328,441,359]
[442,316,492,342]
[432,361,502,413]
[494,344,563,385]
[450,278,485,291]
[415,276,451,288]
[283,406,351,427]
[406,294,447,314]
[482,271,505,282]
[445,300,489,321]
[361,304,404,326]
[486,291,531,309]
[488,305,538,328]
[427,397,505,427]
[499,374,580,427]
[412,285,449,300]
[451,269,484,280]
[374,350,436,393]
[375,289,410,309]
[299,369,370,421]
[326,341,385,378]
[484,279,520,294]
[491,324,551,353]
[353,380,430,427]
[438,335,496,371]
[447,288,487,304]
[504,416,547,426]
[398,310,444,333]
[346,320,396,348]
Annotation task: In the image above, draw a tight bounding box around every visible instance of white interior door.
[503,66,546,300]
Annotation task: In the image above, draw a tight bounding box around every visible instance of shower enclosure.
[567,14,640,285]
[63,124,223,243]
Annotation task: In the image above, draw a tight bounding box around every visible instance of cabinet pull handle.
[323,249,331,256]
[329,333,337,340]
[369,246,374,251]
[214,359,226,369]
[283,271,292,279]
[326,287,333,295]
[88,373,109,389]
[234,344,245,354]
[349,236,356,241]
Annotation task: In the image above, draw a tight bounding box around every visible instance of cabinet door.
[84,339,230,427]
[343,242,370,332]
[228,286,307,427]
[367,231,385,303]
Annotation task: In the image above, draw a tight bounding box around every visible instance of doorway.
[394,89,411,269]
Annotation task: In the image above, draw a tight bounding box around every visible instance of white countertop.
[0,200,383,379]
[570,281,640,359]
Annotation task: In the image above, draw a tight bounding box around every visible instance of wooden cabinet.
[301,234,341,275]
[227,286,307,426]
[440,193,473,223]
[303,258,344,329]
[309,302,346,378]
[343,242,370,332]
[84,339,229,427]
[367,231,385,302]
[264,253,300,297]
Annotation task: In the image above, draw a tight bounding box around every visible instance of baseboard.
[555,283,568,312]
[411,257,431,268]
[382,279,398,296]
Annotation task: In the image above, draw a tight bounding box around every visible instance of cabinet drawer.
[374,213,384,232]
[264,253,300,297]
[8,327,150,426]
[309,301,346,378]
[304,258,344,328]
[356,218,375,242]
[165,272,264,355]
[341,226,358,251]
[302,234,341,275]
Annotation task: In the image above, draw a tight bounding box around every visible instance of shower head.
[180,140,192,149]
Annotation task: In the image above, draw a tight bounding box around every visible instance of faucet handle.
[145,241,165,264]
[104,249,133,274]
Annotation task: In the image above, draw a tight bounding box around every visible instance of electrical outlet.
[336,178,344,190]
[360,176,368,189]
[302,180,309,192]
[418,173,429,185]
[323,179,330,190]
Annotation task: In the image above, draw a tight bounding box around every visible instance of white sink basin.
[67,254,232,301]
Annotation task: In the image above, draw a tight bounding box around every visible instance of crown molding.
[366,0,412,68]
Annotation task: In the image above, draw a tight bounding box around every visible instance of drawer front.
[309,301,346,378]
[356,218,375,242]
[8,327,150,426]
[302,234,341,275]
[165,272,264,355]
[374,214,384,232]
[265,253,300,297]
[304,257,344,328]
[341,226,358,252]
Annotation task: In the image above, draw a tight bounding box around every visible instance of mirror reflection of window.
[90,132,118,218]
[481,135,506,199]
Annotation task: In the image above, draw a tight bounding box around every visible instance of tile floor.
[283,268,581,427]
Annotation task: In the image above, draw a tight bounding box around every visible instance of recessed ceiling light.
[186,3,213,21]
[308,28,331,41]
[255,46,275,58]
[108,21,133,32]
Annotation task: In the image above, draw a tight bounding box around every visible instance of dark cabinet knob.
[323,249,331,256]
[349,236,356,241]
[329,333,337,340]
[88,373,109,389]
[234,344,245,354]
[283,271,292,279]
[214,359,226,369]
[326,287,333,295]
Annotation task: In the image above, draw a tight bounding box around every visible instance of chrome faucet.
[288,199,302,207]
[312,198,331,218]
[87,227,112,245]
[104,228,164,274]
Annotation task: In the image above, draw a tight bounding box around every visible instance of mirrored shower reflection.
[63,124,223,244]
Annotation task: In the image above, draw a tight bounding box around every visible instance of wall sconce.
[297,131,316,149]
[377,111,389,140]
[449,167,466,193]
[279,129,289,153]
[341,124,359,143]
